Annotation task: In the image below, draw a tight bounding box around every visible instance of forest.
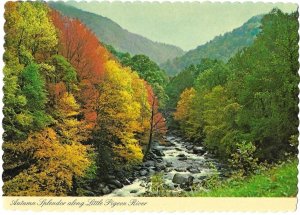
[2,1,299,197]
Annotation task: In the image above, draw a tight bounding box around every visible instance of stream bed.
[105,134,223,197]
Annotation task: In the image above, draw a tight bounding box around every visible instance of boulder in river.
[177,153,186,157]
[139,169,148,176]
[178,156,188,161]
[144,160,155,167]
[106,175,116,180]
[175,167,187,172]
[97,183,106,190]
[130,189,138,194]
[109,179,123,188]
[187,166,201,173]
[122,178,131,185]
[133,165,143,171]
[155,163,166,171]
[186,145,194,150]
[166,162,173,167]
[101,186,111,195]
[198,176,207,181]
[108,184,117,190]
[193,146,205,155]
[156,158,163,163]
[152,149,165,157]
[172,173,194,185]
[164,142,176,147]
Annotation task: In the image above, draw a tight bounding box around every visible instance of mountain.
[161,15,263,76]
[48,2,185,65]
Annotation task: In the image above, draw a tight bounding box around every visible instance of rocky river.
[101,134,224,197]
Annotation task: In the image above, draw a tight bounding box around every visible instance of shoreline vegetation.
[145,158,298,197]
[192,159,298,197]
[2,1,299,197]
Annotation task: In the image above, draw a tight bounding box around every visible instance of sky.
[66,1,298,51]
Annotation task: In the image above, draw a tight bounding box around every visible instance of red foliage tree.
[51,10,108,128]
[143,82,167,160]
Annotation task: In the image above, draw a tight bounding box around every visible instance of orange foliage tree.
[143,82,167,161]
[51,10,108,129]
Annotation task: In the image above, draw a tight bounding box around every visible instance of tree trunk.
[143,100,155,161]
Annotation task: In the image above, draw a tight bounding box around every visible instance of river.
[105,134,222,197]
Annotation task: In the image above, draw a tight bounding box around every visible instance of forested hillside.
[173,8,298,162]
[3,1,166,196]
[161,15,262,76]
[49,2,185,65]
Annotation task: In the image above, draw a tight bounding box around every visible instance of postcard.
[1,0,299,212]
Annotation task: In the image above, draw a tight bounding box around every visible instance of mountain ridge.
[161,15,263,76]
[49,2,185,65]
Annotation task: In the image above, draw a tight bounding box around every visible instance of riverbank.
[105,134,222,196]
[189,158,298,197]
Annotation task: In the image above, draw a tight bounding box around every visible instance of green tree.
[21,63,52,129]
[122,54,169,107]
[228,9,299,160]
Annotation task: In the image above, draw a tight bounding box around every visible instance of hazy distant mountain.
[49,2,185,64]
[161,15,263,76]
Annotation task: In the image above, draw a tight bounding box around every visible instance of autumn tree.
[93,60,144,176]
[143,83,167,161]
[3,2,58,141]
[174,88,196,139]
[121,54,169,107]
[3,128,90,196]
[51,10,108,129]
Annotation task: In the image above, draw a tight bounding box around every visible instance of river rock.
[175,167,186,172]
[178,156,188,161]
[101,186,111,195]
[175,147,182,151]
[128,177,135,182]
[133,165,142,171]
[164,168,172,173]
[177,154,186,157]
[144,160,155,167]
[155,163,166,171]
[139,169,148,176]
[172,173,194,184]
[156,158,163,163]
[164,142,176,147]
[140,182,147,187]
[130,189,138,194]
[148,168,155,175]
[106,175,116,180]
[97,183,106,190]
[198,176,207,181]
[108,184,117,190]
[193,147,205,155]
[109,179,123,188]
[122,178,131,185]
[144,152,158,161]
[152,149,165,157]
[186,145,194,150]
[166,162,173,167]
[184,187,192,191]
[187,166,201,173]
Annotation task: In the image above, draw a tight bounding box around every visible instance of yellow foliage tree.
[3,128,90,196]
[97,60,144,165]
[174,88,197,139]
[129,71,151,144]
[174,88,196,121]
[54,92,88,144]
